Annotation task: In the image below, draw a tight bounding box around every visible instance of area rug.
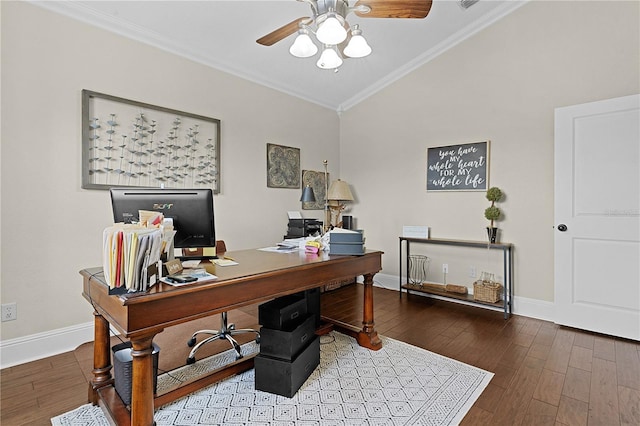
[52,332,492,425]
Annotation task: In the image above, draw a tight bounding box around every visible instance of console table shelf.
[399,237,513,319]
[400,283,505,308]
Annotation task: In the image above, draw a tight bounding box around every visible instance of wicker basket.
[473,281,502,303]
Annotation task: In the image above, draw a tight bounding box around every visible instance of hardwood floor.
[2,284,639,425]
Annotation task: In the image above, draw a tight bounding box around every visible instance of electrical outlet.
[442,263,449,273]
[469,266,477,278]
[1,303,17,322]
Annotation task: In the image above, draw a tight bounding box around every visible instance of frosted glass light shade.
[316,15,347,45]
[289,32,318,58]
[344,34,371,58]
[316,47,343,69]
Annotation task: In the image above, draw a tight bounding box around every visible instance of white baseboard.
[0,275,556,369]
[0,321,94,369]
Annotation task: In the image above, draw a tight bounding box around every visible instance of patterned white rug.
[52,332,492,425]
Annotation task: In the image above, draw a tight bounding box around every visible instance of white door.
[554,94,640,341]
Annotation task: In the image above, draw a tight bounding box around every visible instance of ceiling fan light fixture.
[316,45,343,70]
[343,25,371,58]
[289,30,318,58]
[316,12,347,45]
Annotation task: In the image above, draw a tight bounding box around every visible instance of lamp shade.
[316,46,343,70]
[316,14,347,45]
[289,31,318,58]
[327,179,354,201]
[344,26,371,58]
[300,185,316,202]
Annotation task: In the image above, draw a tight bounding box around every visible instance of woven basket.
[473,281,502,303]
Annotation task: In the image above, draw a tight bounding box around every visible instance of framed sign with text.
[426,141,489,191]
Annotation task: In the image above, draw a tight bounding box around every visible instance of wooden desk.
[81,248,383,426]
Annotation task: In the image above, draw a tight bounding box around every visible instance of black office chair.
[186,241,260,364]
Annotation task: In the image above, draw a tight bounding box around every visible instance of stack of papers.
[102,224,163,292]
[212,258,239,266]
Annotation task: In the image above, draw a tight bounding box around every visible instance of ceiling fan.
[256,0,433,70]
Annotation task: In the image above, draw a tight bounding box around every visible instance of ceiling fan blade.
[256,17,310,46]
[354,0,433,19]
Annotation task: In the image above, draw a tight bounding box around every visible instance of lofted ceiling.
[34,0,527,111]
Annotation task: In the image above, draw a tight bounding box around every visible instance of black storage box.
[260,315,316,360]
[112,342,160,406]
[259,294,307,330]
[254,335,320,398]
[304,287,321,328]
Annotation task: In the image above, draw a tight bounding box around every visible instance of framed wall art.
[266,143,300,188]
[302,169,328,210]
[82,90,220,193]
[426,141,489,191]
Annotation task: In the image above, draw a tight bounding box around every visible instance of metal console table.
[399,237,513,319]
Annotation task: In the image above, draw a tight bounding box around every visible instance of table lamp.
[327,179,354,227]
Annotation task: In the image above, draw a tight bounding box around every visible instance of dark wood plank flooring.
[2,284,639,425]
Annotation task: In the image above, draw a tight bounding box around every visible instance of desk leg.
[357,273,382,350]
[89,311,113,404]
[130,334,157,426]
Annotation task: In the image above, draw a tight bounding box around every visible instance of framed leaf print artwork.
[82,90,220,192]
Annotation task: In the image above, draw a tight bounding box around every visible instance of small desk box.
[329,230,365,255]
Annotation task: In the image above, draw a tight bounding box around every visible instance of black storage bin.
[254,335,320,398]
[112,342,160,406]
[259,294,307,330]
[304,288,321,328]
[260,315,316,360]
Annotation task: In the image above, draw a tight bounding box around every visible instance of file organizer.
[102,225,165,294]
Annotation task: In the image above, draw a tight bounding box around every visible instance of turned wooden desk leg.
[357,273,382,350]
[130,334,156,426]
[89,311,113,404]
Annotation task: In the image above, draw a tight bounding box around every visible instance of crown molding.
[338,1,529,112]
[30,1,528,113]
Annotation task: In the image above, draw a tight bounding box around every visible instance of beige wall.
[0,2,339,340]
[340,0,639,302]
[1,1,639,345]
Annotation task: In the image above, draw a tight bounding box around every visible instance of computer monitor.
[110,188,216,256]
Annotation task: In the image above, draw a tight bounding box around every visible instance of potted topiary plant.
[484,187,503,243]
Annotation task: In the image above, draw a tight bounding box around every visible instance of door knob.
[557,224,567,232]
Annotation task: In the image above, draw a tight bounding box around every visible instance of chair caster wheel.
[186,357,196,365]
[187,337,196,347]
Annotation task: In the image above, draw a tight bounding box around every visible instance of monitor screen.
[110,188,215,250]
